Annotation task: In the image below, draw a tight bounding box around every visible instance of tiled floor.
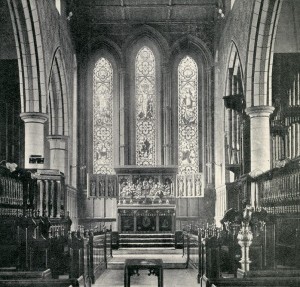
[93,268,200,287]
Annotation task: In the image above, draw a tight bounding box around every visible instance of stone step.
[119,233,174,238]
[116,247,181,254]
[119,242,174,248]
[0,269,51,280]
[120,237,174,242]
[119,233,175,248]
[107,261,187,270]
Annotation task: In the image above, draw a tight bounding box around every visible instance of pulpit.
[115,166,177,233]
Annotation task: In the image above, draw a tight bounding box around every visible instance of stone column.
[245,106,275,172]
[47,135,69,176]
[20,112,48,169]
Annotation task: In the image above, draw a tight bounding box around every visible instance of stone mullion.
[162,65,172,165]
[119,68,126,165]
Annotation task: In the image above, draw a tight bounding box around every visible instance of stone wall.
[35,0,75,96]
[214,0,254,188]
[0,1,17,59]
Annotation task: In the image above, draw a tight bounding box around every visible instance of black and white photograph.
[0,0,299,286]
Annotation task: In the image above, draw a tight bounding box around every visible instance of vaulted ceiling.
[71,0,217,53]
[75,0,216,24]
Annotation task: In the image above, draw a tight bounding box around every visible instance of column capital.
[245,106,275,118]
[47,135,69,150]
[161,63,170,73]
[20,112,48,123]
[118,67,126,74]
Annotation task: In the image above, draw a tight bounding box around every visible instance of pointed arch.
[93,57,114,174]
[224,42,249,178]
[123,25,169,63]
[170,35,213,68]
[170,35,213,190]
[48,47,70,136]
[245,0,282,107]
[8,0,47,113]
[135,46,157,166]
[178,56,199,174]
[80,36,123,67]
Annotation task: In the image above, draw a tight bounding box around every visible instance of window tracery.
[93,57,114,174]
[135,46,156,166]
[178,56,199,174]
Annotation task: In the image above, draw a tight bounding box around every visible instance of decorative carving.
[176,173,203,197]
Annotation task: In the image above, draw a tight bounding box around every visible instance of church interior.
[0,0,300,286]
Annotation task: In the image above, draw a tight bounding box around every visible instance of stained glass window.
[93,58,114,174]
[135,47,156,166]
[178,56,199,174]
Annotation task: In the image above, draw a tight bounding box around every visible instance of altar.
[118,204,176,233]
[115,166,177,233]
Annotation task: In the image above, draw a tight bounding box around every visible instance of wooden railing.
[88,228,112,283]
[182,224,222,283]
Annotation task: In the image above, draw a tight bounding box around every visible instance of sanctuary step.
[119,233,175,248]
[108,248,187,269]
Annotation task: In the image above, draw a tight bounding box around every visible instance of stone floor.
[93,268,200,287]
[93,248,199,286]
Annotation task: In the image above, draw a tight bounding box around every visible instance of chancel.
[0,0,300,286]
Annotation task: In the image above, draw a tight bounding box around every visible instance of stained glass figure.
[93,58,114,174]
[178,56,199,174]
[135,47,156,165]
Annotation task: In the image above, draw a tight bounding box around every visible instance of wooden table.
[124,258,163,287]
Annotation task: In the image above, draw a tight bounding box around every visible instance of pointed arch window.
[93,57,114,174]
[178,56,199,174]
[135,46,156,166]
